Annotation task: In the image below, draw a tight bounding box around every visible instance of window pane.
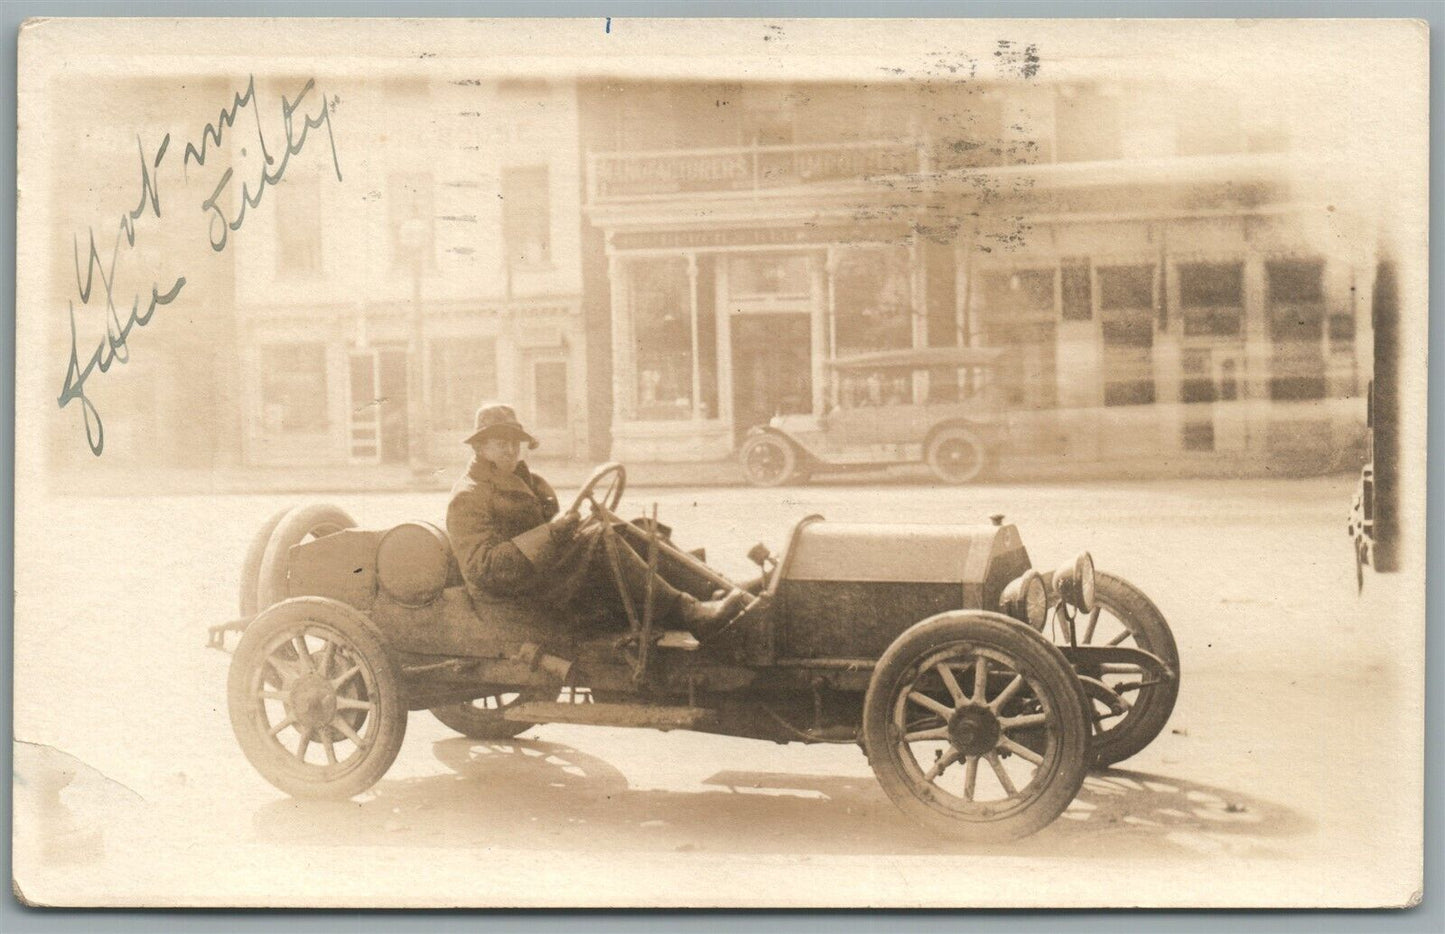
[502,167,551,267]
[430,338,498,429]
[1267,259,1324,304]
[1061,259,1092,320]
[1179,262,1243,307]
[833,246,912,357]
[631,258,693,420]
[1098,264,1154,310]
[1181,262,1244,338]
[534,361,568,429]
[261,344,328,432]
[980,269,1055,315]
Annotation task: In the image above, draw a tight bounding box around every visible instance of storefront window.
[430,337,498,429]
[630,258,694,420]
[833,245,912,357]
[1180,262,1244,337]
[1098,265,1157,407]
[261,343,328,433]
[1266,259,1326,401]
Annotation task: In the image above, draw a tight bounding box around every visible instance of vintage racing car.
[215,463,1179,842]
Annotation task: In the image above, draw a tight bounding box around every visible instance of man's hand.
[548,509,581,543]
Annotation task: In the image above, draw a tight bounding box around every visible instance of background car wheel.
[255,504,357,611]
[925,427,988,484]
[739,434,800,487]
[227,597,407,799]
[239,507,291,617]
[863,612,1090,843]
[1052,572,1180,767]
[430,690,546,740]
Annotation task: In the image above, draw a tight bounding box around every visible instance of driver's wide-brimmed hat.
[464,402,538,449]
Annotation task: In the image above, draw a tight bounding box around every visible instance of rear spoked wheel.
[430,690,545,740]
[864,613,1089,842]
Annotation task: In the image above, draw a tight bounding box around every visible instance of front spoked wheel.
[228,597,407,799]
[864,612,1089,842]
[1050,571,1180,767]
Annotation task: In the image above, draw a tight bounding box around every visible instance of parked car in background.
[739,347,1009,486]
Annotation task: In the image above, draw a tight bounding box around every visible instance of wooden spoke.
[903,726,950,743]
[963,755,979,801]
[999,712,1049,731]
[293,635,316,672]
[936,664,966,705]
[985,752,1018,796]
[989,674,1026,712]
[321,734,337,766]
[1080,607,1102,644]
[923,746,960,782]
[907,691,954,719]
[335,697,374,711]
[331,715,366,747]
[294,728,312,762]
[972,656,990,703]
[998,736,1044,766]
[331,665,362,689]
[268,715,295,738]
[318,641,336,678]
[1107,630,1132,647]
[256,690,288,702]
[266,657,303,685]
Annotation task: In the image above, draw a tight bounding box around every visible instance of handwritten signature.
[58,76,342,456]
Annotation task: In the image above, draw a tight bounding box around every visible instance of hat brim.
[464,424,539,449]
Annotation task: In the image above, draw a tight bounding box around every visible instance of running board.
[504,701,716,731]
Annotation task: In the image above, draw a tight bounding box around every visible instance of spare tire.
[256,504,358,612]
[239,507,292,617]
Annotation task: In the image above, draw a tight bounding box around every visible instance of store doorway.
[731,313,812,442]
[348,348,410,464]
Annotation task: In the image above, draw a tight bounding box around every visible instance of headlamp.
[1052,552,1096,613]
[1001,569,1049,631]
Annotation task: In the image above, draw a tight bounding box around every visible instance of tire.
[256,504,357,611]
[227,597,407,799]
[739,434,800,487]
[239,507,291,617]
[864,612,1090,843]
[925,426,988,484]
[430,690,547,740]
[1064,572,1180,767]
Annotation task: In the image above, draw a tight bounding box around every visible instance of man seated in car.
[446,402,748,640]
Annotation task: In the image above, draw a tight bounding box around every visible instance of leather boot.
[678,588,750,640]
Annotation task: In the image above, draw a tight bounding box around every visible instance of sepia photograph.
[11,16,1429,908]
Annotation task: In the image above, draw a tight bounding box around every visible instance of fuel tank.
[776,521,1031,659]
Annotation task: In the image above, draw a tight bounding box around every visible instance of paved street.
[12,474,1422,907]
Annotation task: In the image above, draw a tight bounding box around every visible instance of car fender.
[744,426,826,466]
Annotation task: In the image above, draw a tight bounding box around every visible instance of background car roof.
[827,346,1006,371]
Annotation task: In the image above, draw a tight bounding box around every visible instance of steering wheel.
[568,461,627,518]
